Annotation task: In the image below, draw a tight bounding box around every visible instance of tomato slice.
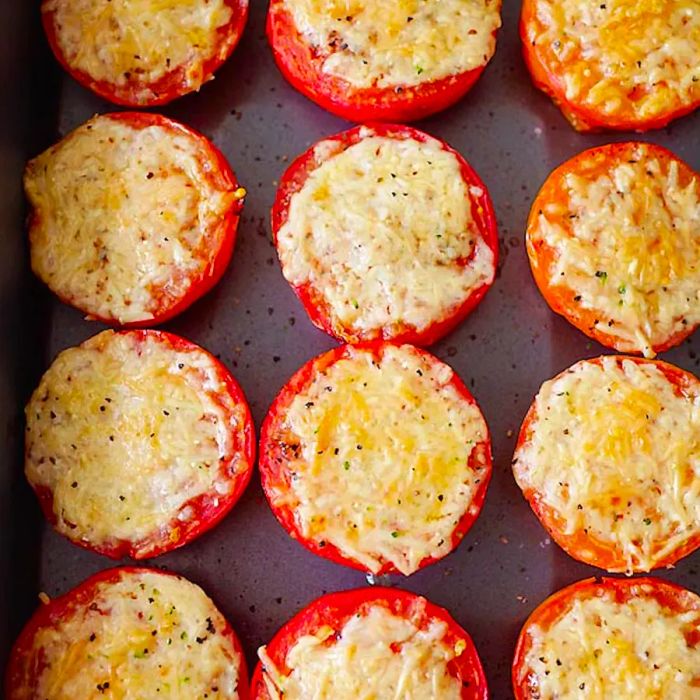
[6,566,249,700]
[251,587,487,700]
[272,123,499,346]
[25,329,256,560]
[259,341,492,576]
[512,576,700,698]
[42,0,249,107]
[513,355,700,573]
[24,111,245,327]
[526,141,699,357]
[520,0,700,132]
[266,0,501,122]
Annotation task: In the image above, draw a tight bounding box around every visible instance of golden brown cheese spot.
[522,588,700,699]
[268,344,489,575]
[259,604,463,699]
[24,115,237,324]
[44,0,233,96]
[285,0,501,88]
[513,357,700,573]
[527,0,700,121]
[21,571,241,699]
[277,129,495,338]
[532,144,700,356]
[25,331,250,553]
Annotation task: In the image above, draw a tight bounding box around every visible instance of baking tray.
[2,1,699,697]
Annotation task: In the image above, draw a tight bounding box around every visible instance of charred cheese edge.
[24,115,242,324]
[525,0,700,122]
[43,0,235,97]
[266,344,489,575]
[25,330,250,553]
[284,0,501,88]
[513,356,700,573]
[277,127,495,339]
[530,143,700,356]
[520,585,700,699]
[13,570,242,699]
[258,603,464,699]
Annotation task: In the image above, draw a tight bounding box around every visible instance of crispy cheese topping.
[25,115,239,324]
[43,0,234,99]
[13,571,242,699]
[277,128,495,340]
[284,0,500,88]
[259,603,463,699]
[521,585,700,699]
[25,331,250,555]
[513,357,700,573]
[266,344,489,575]
[525,0,700,123]
[531,144,700,356]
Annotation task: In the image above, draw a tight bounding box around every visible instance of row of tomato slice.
[8,564,699,699]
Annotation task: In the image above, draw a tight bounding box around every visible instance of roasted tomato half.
[259,341,492,576]
[513,355,700,574]
[273,124,498,345]
[252,587,488,700]
[267,0,501,122]
[521,0,700,132]
[6,567,248,699]
[24,112,245,327]
[526,141,700,357]
[513,577,700,699]
[25,329,255,559]
[42,0,249,106]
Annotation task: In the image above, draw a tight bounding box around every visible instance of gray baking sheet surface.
[24,0,700,697]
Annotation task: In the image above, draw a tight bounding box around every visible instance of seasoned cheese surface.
[531,144,700,356]
[277,128,495,339]
[267,344,489,575]
[284,0,500,88]
[25,115,239,324]
[521,586,700,699]
[259,603,463,699]
[513,357,700,573]
[44,0,234,96]
[25,331,250,554]
[14,571,242,699]
[525,0,700,122]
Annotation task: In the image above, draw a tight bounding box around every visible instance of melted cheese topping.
[25,331,249,554]
[44,0,234,98]
[521,586,700,699]
[526,0,700,122]
[267,344,489,575]
[17,571,242,699]
[259,603,463,699]
[532,144,700,356]
[513,357,700,573]
[277,129,495,339]
[25,115,240,324]
[285,0,500,88]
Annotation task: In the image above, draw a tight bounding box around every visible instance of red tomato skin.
[250,587,488,700]
[514,355,700,573]
[258,340,493,576]
[27,111,244,328]
[272,123,499,346]
[512,576,700,699]
[5,566,249,700]
[526,142,699,355]
[519,2,700,132]
[266,0,500,122]
[41,0,249,107]
[26,330,256,560]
